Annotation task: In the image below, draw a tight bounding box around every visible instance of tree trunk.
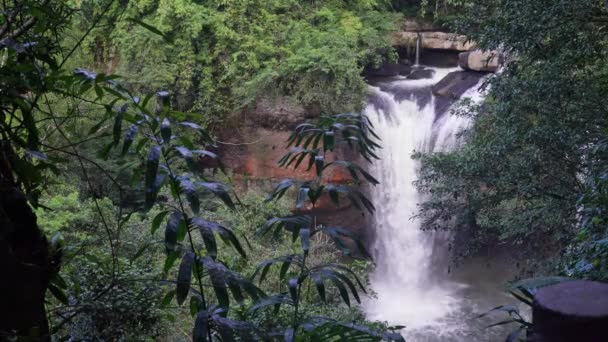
[0,143,57,341]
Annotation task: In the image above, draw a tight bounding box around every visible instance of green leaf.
[509,277,572,298]
[193,309,209,342]
[477,304,520,319]
[126,18,171,42]
[176,252,194,306]
[151,210,171,235]
[318,271,350,306]
[325,161,379,185]
[165,211,183,252]
[88,117,108,135]
[248,295,292,313]
[192,218,246,258]
[314,155,325,177]
[98,142,114,160]
[199,182,235,210]
[299,228,310,254]
[161,289,176,307]
[258,216,311,238]
[161,118,171,144]
[48,284,68,305]
[202,257,230,308]
[113,103,128,146]
[144,146,161,211]
[296,187,309,209]
[131,243,149,262]
[266,179,300,202]
[197,219,218,258]
[163,250,181,275]
[94,84,103,99]
[175,146,197,173]
[319,226,371,259]
[312,273,326,303]
[288,277,299,303]
[323,131,335,151]
[121,124,139,156]
[179,121,214,144]
[252,255,300,283]
[177,176,200,214]
[190,295,202,318]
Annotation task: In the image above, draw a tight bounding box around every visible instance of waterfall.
[363,68,487,340]
[415,33,421,66]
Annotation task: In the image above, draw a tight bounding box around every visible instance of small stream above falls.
[362,67,519,341]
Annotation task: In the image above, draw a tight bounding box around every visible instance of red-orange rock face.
[220,128,355,185]
[216,100,374,248]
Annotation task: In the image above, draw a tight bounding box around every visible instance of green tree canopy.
[416,0,608,266]
[69,0,401,121]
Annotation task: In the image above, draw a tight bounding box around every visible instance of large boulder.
[394,31,475,52]
[432,71,485,98]
[459,50,502,72]
[432,70,485,115]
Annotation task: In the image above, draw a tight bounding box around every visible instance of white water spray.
[363,68,487,340]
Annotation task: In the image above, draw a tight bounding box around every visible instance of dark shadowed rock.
[432,71,484,116]
[407,68,435,80]
[364,60,411,78]
[419,49,460,67]
[532,280,608,342]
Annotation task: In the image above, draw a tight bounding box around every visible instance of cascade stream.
[362,68,516,341]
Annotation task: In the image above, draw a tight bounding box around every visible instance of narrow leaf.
[176,252,194,305]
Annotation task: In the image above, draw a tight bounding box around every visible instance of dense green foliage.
[0,1,408,340]
[68,0,401,121]
[7,0,608,340]
[416,0,608,277]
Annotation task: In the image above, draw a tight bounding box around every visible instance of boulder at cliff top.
[394,31,475,52]
[459,50,501,72]
[403,19,438,32]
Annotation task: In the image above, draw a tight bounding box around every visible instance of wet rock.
[432,71,485,116]
[459,50,502,72]
[372,80,433,109]
[532,281,608,342]
[407,68,435,80]
[364,60,411,78]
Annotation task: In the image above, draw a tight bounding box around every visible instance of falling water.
[362,68,508,341]
[415,33,421,67]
